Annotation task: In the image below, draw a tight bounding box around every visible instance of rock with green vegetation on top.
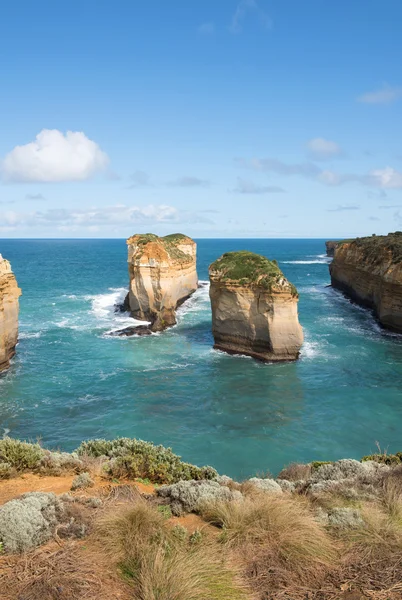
[209,251,303,361]
[125,233,198,331]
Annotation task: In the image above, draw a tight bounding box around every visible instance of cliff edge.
[329,232,402,332]
[209,251,303,361]
[126,233,198,331]
[0,257,21,372]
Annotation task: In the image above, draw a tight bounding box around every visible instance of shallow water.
[1,238,401,479]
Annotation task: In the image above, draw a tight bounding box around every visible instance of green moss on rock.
[128,233,195,264]
[209,251,298,295]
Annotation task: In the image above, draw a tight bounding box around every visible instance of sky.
[1,0,402,239]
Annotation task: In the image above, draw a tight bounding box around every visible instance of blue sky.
[1,0,402,238]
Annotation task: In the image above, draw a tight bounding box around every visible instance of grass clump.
[0,437,43,472]
[209,251,298,295]
[76,437,217,484]
[200,493,336,595]
[98,502,247,600]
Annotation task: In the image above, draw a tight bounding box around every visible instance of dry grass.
[97,501,247,600]
[277,462,312,482]
[200,493,337,596]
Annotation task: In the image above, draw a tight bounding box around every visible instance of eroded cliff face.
[0,257,21,372]
[209,251,303,362]
[326,241,340,257]
[329,233,402,332]
[126,233,198,331]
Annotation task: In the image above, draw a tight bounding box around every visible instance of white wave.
[2,428,10,438]
[176,281,211,319]
[300,340,322,358]
[19,331,42,339]
[281,259,330,265]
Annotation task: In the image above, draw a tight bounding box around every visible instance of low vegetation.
[209,250,298,295]
[2,440,402,598]
[128,232,194,264]
[340,231,402,265]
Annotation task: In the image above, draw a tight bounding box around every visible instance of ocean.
[0,238,401,479]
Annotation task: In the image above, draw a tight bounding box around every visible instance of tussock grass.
[98,502,247,600]
[277,462,312,481]
[201,493,337,595]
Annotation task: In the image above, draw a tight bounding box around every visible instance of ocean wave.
[281,259,330,265]
[19,331,42,339]
[176,281,211,319]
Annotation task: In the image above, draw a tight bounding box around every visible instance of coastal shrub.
[277,462,312,481]
[0,492,63,553]
[0,462,14,479]
[200,494,336,593]
[362,452,402,465]
[0,437,43,471]
[40,450,84,475]
[326,507,365,529]
[157,480,242,516]
[71,472,94,490]
[247,477,282,493]
[76,437,217,484]
[98,502,246,600]
[311,458,386,483]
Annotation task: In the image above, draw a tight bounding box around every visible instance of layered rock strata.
[329,232,402,332]
[209,251,303,361]
[126,233,198,331]
[0,257,21,372]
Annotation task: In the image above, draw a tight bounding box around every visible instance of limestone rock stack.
[126,233,198,331]
[330,232,402,332]
[0,257,21,372]
[209,251,303,361]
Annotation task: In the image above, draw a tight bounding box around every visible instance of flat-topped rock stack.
[330,232,402,332]
[0,257,21,372]
[126,233,198,332]
[209,251,303,361]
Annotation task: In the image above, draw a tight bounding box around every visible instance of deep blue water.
[1,238,402,479]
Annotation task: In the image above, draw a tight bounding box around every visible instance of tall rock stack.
[126,233,198,331]
[0,257,21,372]
[209,251,303,362]
[330,232,402,333]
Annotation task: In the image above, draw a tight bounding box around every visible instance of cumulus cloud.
[0,203,213,233]
[198,22,215,34]
[241,156,402,189]
[306,138,343,160]
[230,0,272,33]
[1,129,109,183]
[231,177,285,194]
[357,84,402,105]
[168,176,210,188]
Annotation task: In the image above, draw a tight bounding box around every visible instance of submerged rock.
[108,325,153,337]
[329,232,402,332]
[125,233,198,331]
[0,256,21,373]
[209,251,303,361]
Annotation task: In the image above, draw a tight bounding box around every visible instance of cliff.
[126,233,198,331]
[0,257,21,372]
[209,251,303,361]
[329,232,402,332]
[325,241,340,257]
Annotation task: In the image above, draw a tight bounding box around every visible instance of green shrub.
[311,461,333,471]
[76,438,217,484]
[361,453,401,465]
[0,438,43,471]
[157,505,173,519]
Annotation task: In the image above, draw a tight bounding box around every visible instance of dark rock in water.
[114,293,131,313]
[198,281,208,288]
[108,325,152,337]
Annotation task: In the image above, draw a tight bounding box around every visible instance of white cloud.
[25,193,46,200]
[370,167,402,189]
[1,129,109,183]
[0,203,213,232]
[231,177,285,194]
[230,0,272,33]
[306,138,343,160]
[357,84,402,105]
[327,205,360,212]
[242,156,402,189]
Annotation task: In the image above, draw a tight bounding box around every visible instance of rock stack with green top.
[126,233,198,331]
[209,251,303,361]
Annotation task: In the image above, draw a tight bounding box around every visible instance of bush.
[277,462,312,481]
[0,438,43,471]
[0,492,63,553]
[247,478,282,493]
[157,480,242,516]
[71,472,94,491]
[76,438,217,484]
[362,453,402,465]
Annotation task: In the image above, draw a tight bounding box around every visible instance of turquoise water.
[0,238,402,479]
